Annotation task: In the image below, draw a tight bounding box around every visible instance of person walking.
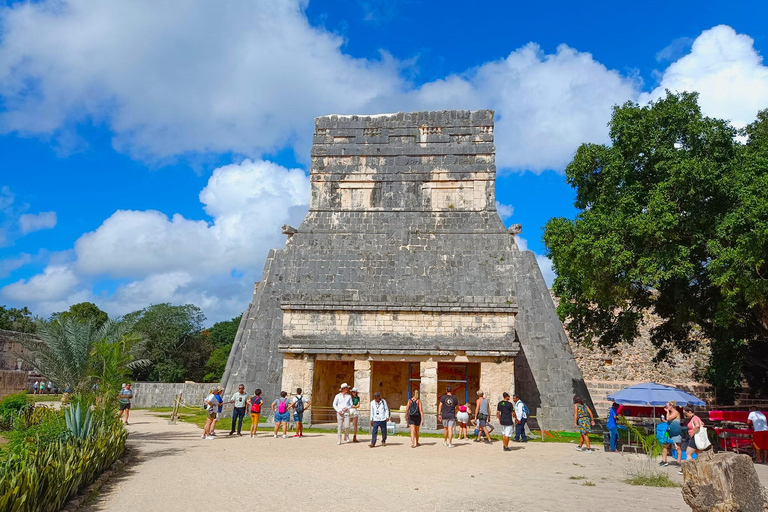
[512,394,528,443]
[369,392,390,447]
[333,383,353,445]
[202,388,217,440]
[291,387,310,438]
[47,381,52,394]
[474,390,492,444]
[406,390,423,448]
[496,392,516,451]
[573,395,594,452]
[660,401,682,466]
[680,405,707,473]
[748,406,767,463]
[272,391,290,439]
[438,385,459,448]
[606,402,621,453]
[248,389,263,438]
[118,383,133,425]
[32,380,38,395]
[229,384,248,436]
[350,388,361,443]
[210,387,224,435]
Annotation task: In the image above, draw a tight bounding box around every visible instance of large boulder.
[681,451,768,512]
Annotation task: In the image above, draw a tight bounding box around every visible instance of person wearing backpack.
[291,387,310,438]
[512,394,528,443]
[406,390,424,448]
[272,391,290,439]
[248,389,263,438]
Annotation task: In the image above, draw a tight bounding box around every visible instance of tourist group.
[198,382,534,451]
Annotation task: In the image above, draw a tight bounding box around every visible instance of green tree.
[52,302,109,327]
[0,305,36,333]
[544,91,768,403]
[126,303,211,382]
[202,315,241,382]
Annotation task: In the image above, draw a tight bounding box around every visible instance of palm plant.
[18,317,147,395]
[90,321,149,402]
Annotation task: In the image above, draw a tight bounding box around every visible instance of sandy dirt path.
[84,410,768,512]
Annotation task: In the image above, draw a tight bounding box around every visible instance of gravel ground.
[83,409,768,512]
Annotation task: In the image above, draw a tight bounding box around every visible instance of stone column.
[280,355,315,425]
[354,359,371,424]
[420,359,438,430]
[479,359,515,408]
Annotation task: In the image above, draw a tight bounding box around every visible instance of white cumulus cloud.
[75,159,309,277]
[495,201,514,220]
[19,211,57,234]
[1,159,308,321]
[642,25,768,129]
[2,264,79,303]
[0,0,641,172]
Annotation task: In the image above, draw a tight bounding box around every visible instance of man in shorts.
[438,385,459,448]
[474,390,492,444]
[497,392,516,451]
[203,388,217,440]
[118,383,133,425]
[291,387,310,438]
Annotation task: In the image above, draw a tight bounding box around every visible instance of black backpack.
[408,398,419,416]
[295,396,305,415]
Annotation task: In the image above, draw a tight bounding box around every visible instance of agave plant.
[64,401,94,440]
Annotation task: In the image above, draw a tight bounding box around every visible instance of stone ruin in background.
[221,110,591,431]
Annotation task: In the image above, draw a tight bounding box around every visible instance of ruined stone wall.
[565,307,711,384]
[0,370,27,399]
[0,329,34,372]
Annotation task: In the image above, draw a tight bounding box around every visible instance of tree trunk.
[681,451,768,512]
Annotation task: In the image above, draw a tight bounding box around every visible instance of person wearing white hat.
[333,383,353,445]
[350,387,361,443]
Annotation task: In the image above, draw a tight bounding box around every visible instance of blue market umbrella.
[606,382,706,407]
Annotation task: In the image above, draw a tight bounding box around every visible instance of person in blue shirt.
[606,402,620,452]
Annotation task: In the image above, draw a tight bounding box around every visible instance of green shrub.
[4,407,68,458]
[0,418,127,512]
[0,393,30,429]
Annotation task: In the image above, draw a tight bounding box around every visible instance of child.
[457,404,471,440]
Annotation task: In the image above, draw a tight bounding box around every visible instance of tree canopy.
[52,302,109,328]
[0,305,36,333]
[126,303,211,382]
[544,92,768,402]
[202,315,241,382]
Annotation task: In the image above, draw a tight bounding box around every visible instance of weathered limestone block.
[354,359,371,423]
[479,360,515,405]
[420,360,438,430]
[280,355,314,424]
[681,451,768,512]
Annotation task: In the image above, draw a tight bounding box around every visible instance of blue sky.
[0,0,767,324]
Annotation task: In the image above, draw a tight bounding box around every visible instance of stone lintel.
[280,303,518,313]
[277,346,520,357]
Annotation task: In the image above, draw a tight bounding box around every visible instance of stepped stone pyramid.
[221,110,591,431]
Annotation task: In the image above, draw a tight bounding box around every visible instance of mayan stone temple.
[221,110,591,431]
